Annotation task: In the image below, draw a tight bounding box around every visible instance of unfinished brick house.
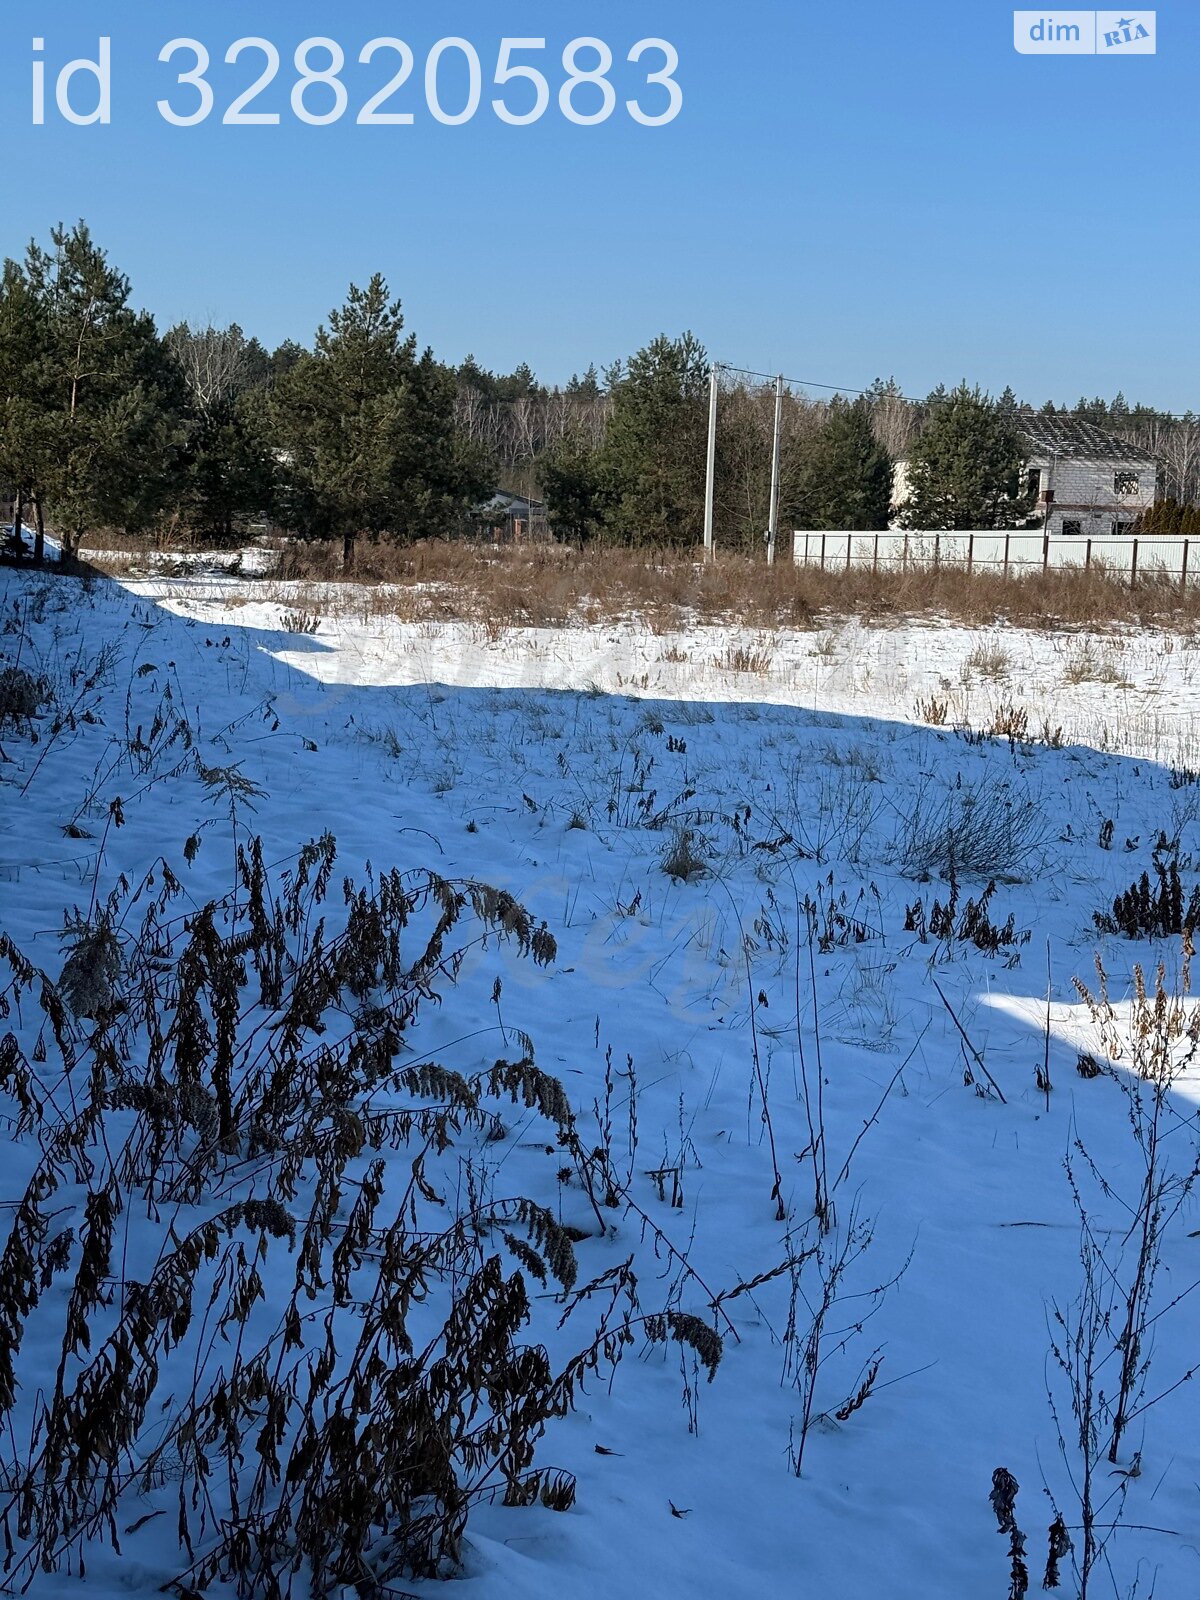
[1018,416,1158,537]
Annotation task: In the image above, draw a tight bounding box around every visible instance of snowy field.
[2,563,1200,1599]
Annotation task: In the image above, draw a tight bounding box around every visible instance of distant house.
[891,417,1159,535]
[1017,417,1158,537]
[474,492,549,541]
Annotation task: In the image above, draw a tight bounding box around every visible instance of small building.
[891,417,1158,535]
[1018,417,1158,537]
[474,492,549,542]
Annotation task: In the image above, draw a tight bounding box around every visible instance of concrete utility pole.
[766,373,784,565]
[704,363,720,562]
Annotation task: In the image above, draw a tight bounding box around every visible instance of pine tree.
[566,364,602,400]
[388,349,495,539]
[0,259,50,558]
[272,275,492,564]
[540,430,608,540]
[902,383,1033,531]
[792,398,892,531]
[9,224,182,560]
[165,322,277,541]
[178,393,276,543]
[598,332,709,545]
[502,361,540,401]
[270,341,306,385]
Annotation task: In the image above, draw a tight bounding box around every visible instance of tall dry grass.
[74,534,1200,634]
[268,539,1200,634]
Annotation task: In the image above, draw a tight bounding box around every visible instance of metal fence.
[793,530,1196,588]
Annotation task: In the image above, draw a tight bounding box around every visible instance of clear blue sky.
[1,2,1195,408]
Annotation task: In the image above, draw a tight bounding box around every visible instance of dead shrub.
[0,665,49,727]
[894,776,1051,882]
[662,827,708,881]
[0,835,718,1595]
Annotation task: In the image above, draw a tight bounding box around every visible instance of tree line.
[2,222,1198,562]
[0,224,495,564]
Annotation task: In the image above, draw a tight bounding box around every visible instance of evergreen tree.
[601,358,626,392]
[456,358,543,406]
[598,332,709,545]
[178,391,277,543]
[13,224,183,560]
[388,349,495,538]
[166,322,278,541]
[456,354,496,402]
[902,383,1033,531]
[566,364,602,399]
[270,341,306,385]
[539,430,608,540]
[0,259,51,558]
[792,398,892,531]
[499,361,540,401]
[273,275,492,563]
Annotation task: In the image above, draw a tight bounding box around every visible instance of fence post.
[821,533,827,571]
[1042,529,1049,575]
[934,534,940,572]
[1003,532,1010,580]
[873,532,880,573]
[1086,538,1092,571]
[1130,538,1139,591]
[902,534,909,574]
[1183,539,1190,594]
[967,532,974,575]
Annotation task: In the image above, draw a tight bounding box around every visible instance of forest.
[4,222,1200,562]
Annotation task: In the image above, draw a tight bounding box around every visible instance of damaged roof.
[1018,416,1158,463]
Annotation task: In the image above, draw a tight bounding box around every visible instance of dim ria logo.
[1013,11,1156,54]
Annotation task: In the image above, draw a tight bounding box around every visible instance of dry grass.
[265,539,1200,635]
[1061,641,1132,685]
[964,641,1012,679]
[716,642,774,674]
[70,534,1200,636]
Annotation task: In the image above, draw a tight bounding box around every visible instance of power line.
[455,361,1200,423]
[712,361,1200,422]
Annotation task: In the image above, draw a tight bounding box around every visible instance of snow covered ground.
[2,563,1199,1599]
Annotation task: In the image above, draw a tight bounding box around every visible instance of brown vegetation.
[77,533,1200,633]
[257,539,1200,634]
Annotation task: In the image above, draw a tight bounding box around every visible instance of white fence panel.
[793,530,1195,586]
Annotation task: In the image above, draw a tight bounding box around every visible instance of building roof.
[478,492,546,517]
[1017,416,1157,464]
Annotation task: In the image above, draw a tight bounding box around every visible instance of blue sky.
[1,3,1194,407]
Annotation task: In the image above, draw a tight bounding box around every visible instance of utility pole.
[704,362,720,562]
[766,373,784,566]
